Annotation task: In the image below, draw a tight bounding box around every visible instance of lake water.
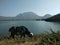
[0,21,60,36]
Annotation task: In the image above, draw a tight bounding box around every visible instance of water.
[0,21,60,36]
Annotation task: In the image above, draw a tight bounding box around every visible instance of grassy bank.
[0,29,60,45]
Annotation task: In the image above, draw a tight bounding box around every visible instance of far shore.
[0,19,43,21]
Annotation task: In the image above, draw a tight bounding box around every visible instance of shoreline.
[0,29,60,45]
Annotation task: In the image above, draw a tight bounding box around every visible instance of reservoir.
[0,21,60,36]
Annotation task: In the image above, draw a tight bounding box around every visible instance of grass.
[0,29,60,45]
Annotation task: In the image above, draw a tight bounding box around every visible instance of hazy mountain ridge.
[0,12,52,20]
[42,14,52,19]
[16,12,42,19]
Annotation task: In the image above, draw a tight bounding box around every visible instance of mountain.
[0,12,42,20]
[45,13,60,22]
[0,12,54,21]
[16,12,42,19]
[0,16,18,21]
[42,14,52,19]
[0,16,8,20]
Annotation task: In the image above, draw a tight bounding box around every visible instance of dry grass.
[0,38,39,45]
[0,29,60,45]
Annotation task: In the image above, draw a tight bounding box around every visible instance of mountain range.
[16,12,42,19]
[0,12,52,21]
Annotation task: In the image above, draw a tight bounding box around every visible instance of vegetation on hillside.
[45,14,60,22]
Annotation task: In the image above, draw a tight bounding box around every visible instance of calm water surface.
[0,21,60,36]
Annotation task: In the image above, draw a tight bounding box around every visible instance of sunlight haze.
[0,0,60,17]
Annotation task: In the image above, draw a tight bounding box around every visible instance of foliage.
[0,29,60,45]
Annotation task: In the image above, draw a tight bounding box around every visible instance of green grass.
[0,29,60,45]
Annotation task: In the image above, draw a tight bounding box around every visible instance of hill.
[0,12,52,21]
[45,13,60,22]
[0,12,42,21]
[16,12,42,19]
[42,14,52,19]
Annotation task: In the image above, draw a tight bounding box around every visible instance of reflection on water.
[0,21,60,36]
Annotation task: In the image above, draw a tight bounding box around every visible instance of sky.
[0,0,60,17]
